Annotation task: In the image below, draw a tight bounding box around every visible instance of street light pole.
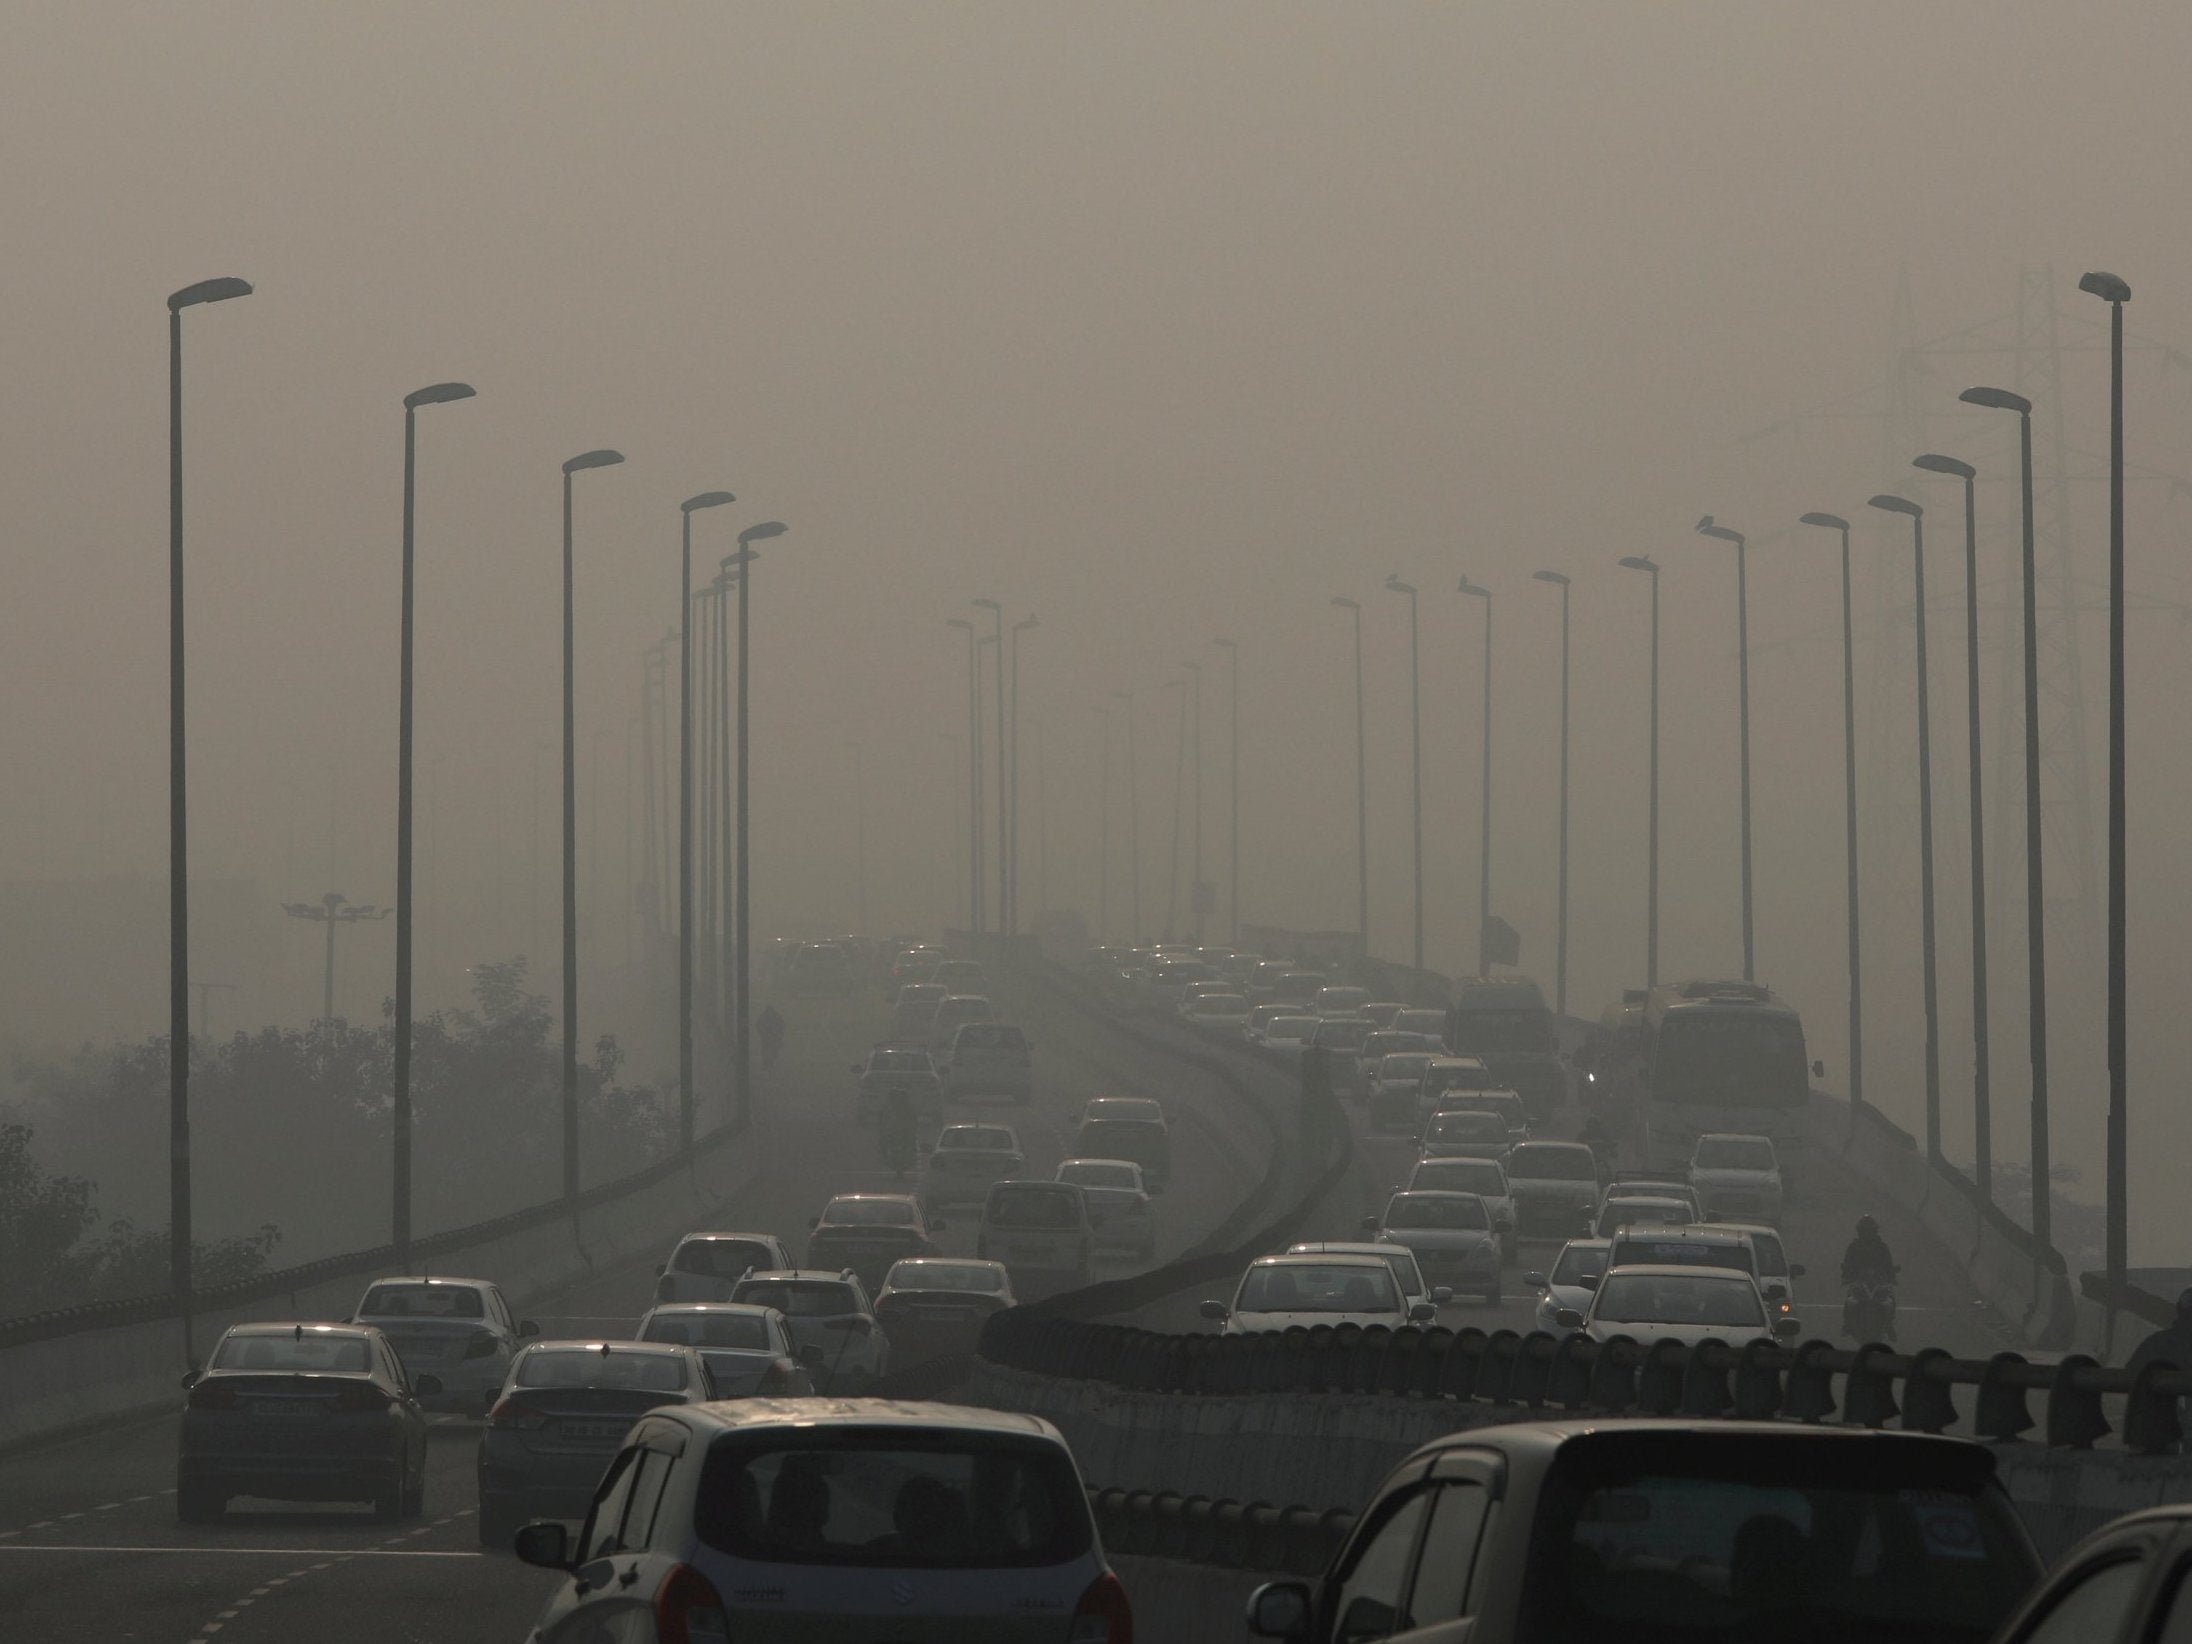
[1870,494,1942,1169]
[1161,675,1186,940]
[1916,453,1992,1202]
[1182,659,1203,941]
[1384,577,1424,971]
[1619,556,1660,989]
[2079,268,2132,1313]
[1697,517,1755,981]
[948,619,980,934]
[1011,615,1039,934]
[282,892,390,1023]
[1091,704,1111,942]
[1799,513,1864,1141]
[1332,598,1368,960]
[560,448,625,1209]
[973,599,1007,945]
[167,274,251,1351]
[1532,571,1571,1015]
[677,491,734,1152]
[1458,578,1493,975]
[1111,689,1140,940]
[1214,638,1239,943]
[733,522,787,1132]
[1962,384,2050,1250]
[395,382,475,1258]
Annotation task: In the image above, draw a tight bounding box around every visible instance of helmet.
[1855,1215,1879,1238]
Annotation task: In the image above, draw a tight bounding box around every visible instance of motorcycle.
[1842,1268,1900,1342]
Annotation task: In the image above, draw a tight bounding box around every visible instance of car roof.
[1511,1141,1594,1155]
[226,1321,370,1339]
[1599,1262,1756,1281]
[884,1257,1007,1274]
[1554,1237,1614,1255]
[679,1230,783,1244]
[641,1302,778,1318]
[1287,1240,1418,1258]
[739,1269,862,1285]
[1390,1189,1488,1204]
[1605,1195,1691,1208]
[523,1338,696,1356]
[1058,1156,1141,1173]
[1248,1251,1392,1271]
[673,1397,1064,1440]
[1400,1415,1977,1472]
[361,1274,492,1289]
[825,1192,919,1206]
[941,1122,1017,1136]
[1696,1131,1774,1143]
[1612,1225,1754,1244]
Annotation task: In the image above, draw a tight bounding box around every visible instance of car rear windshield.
[214,1333,371,1373]
[694,1432,1092,1569]
[986,1186,1081,1229]
[1543,1436,2035,1642]
[823,1200,917,1226]
[515,1348,692,1392]
[1414,1160,1506,1196]
[642,1313,771,1351]
[1613,1238,1754,1274]
[1075,1120,1167,1156]
[887,1263,1002,1293]
[1236,1263,1398,1313]
[869,1050,932,1071]
[1386,1194,1489,1231]
[1059,1162,1137,1189]
[1696,1137,1777,1171]
[1429,1112,1507,1139]
[1377,1054,1435,1080]
[1509,1146,1598,1181]
[359,1284,483,1319]
[1439,1091,1523,1121]
[953,1025,1025,1051]
[674,1239,776,1278]
[941,1128,1016,1151]
[1423,1062,1495,1091]
[736,1281,859,1317]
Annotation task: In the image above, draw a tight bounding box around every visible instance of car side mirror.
[512,1520,572,1570]
[1246,1580,1311,1640]
[1554,1307,1585,1330]
[1773,1317,1803,1339]
[413,1373,444,1398]
[1524,1271,1548,1289]
[1789,1262,1808,1279]
[1408,1302,1436,1323]
[1428,1287,1453,1305]
[1198,1300,1229,1322]
[518,1320,539,1339]
[1359,1215,1380,1233]
[1812,1059,1826,1079]
[1577,1274,1600,1290]
[179,1368,200,1389]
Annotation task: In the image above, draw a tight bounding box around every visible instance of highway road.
[0,969,1278,1643]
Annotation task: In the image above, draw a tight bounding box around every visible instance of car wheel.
[176,1480,225,1524]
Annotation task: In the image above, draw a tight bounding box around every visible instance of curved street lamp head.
[1532,569,1569,587]
[1913,453,1976,481]
[2079,270,2132,304]
[404,381,475,410]
[1384,575,1417,596]
[1331,596,1359,611]
[563,449,624,474]
[1799,512,1850,532]
[1696,516,1745,547]
[1618,555,1657,574]
[680,490,736,514]
[169,277,253,312]
[971,596,1002,612]
[1961,385,2032,415]
[1868,494,1922,519]
[738,520,787,545]
[1457,578,1490,600]
[946,616,974,632]
[1015,614,1040,633]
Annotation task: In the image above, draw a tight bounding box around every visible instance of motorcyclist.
[1840,1215,1898,1337]
[756,1004,786,1070]
[878,1088,917,1176]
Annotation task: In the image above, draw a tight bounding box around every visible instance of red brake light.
[655,1562,730,1644]
[486,1397,549,1429]
[188,1382,240,1411]
[1070,1570,1133,1644]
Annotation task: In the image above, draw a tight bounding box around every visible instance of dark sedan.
[177,1322,436,1522]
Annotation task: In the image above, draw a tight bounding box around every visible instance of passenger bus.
[1638,980,1813,1172]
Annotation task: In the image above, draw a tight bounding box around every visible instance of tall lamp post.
[1182,659,1203,941]
[1869,494,1943,1169]
[1458,577,1493,975]
[1915,453,1992,1202]
[1111,689,1141,940]
[948,618,980,934]
[282,891,390,1024]
[1696,516,1755,981]
[1332,597,1368,959]
[2079,269,2133,1314]
[1961,384,2051,1250]
[1531,571,1571,1015]
[1161,674,1186,939]
[677,491,735,1151]
[167,273,252,1348]
[559,448,625,1209]
[733,521,787,1132]
[394,381,474,1258]
[1214,637,1239,943]
[1384,577,1424,971]
[972,599,1007,944]
[1010,614,1039,934]
[1619,556,1660,989]
[1799,513,1864,1140]
[1091,703,1111,941]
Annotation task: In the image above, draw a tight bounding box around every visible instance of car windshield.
[737,1281,860,1317]
[1696,1137,1777,1171]
[1415,1160,1506,1196]
[1613,1239,1755,1275]
[674,1239,776,1278]
[1424,1063,1496,1093]
[942,1128,1016,1151]
[642,1312,772,1350]
[1059,1162,1136,1189]
[514,1349,692,1392]
[1429,1113,1506,1140]
[1554,1446,2033,1642]
[1509,1146,1598,1181]
[870,1051,931,1071]
[888,1263,1003,1293]
[694,1433,1092,1568]
[1440,1091,1522,1121]
[1236,1263,1399,1314]
[824,1199,917,1226]
[1594,1273,1764,1327]
[1551,1245,1611,1286]
[358,1284,483,1319]
[213,1332,371,1373]
[1377,1054,1434,1081]
[1267,1017,1317,1037]
[1191,995,1247,1013]
[986,1186,1081,1229]
[1386,1194,1489,1231]
[1601,1200,1691,1229]
[1087,1100,1161,1123]
[1077,1120,1164,1155]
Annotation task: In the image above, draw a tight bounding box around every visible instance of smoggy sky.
[5,2,2192,1255]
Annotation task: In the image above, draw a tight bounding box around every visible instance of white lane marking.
[0,1544,479,1557]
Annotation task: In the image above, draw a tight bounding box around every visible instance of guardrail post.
[1680,1339,1735,1417]
[2046,1355,2111,1449]
[1587,1335,1636,1411]
[2123,1361,2185,1456]
[1512,1332,1557,1408]
[1900,1347,1957,1434]
[1732,1340,1785,1419]
[1785,1339,1841,1424]
[1440,1326,1488,1401]
[1637,1339,1688,1414]
[1974,1351,2035,1441]
[1478,1330,1522,1404]
[1547,1333,1595,1409]
[1844,1345,1901,1429]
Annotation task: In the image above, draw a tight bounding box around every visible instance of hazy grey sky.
[5,2,2192,1251]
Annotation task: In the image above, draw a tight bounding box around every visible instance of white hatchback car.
[514,1401,1132,1642]
[1688,1131,1786,1223]
[1555,1263,1800,1350]
[1199,1252,1434,1335]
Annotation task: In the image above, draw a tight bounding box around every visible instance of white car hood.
[1691,1168,1778,1190]
[1225,1308,1407,1334]
[1586,1319,1770,1350]
[1380,1228,1498,1254]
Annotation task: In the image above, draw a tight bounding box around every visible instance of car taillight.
[333,1382,391,1412]
[486,1398,549,1429]
[1070,1570,1133,1644]
[188,1382,240,1411]
[655,1563,730,1644]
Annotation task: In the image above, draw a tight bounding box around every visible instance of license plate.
[557,1421,626,1440]
[252,1402,319,1419]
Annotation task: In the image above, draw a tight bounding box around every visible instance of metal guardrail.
[1089,1486,1353,1574]
[981,1312,2192,1454]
